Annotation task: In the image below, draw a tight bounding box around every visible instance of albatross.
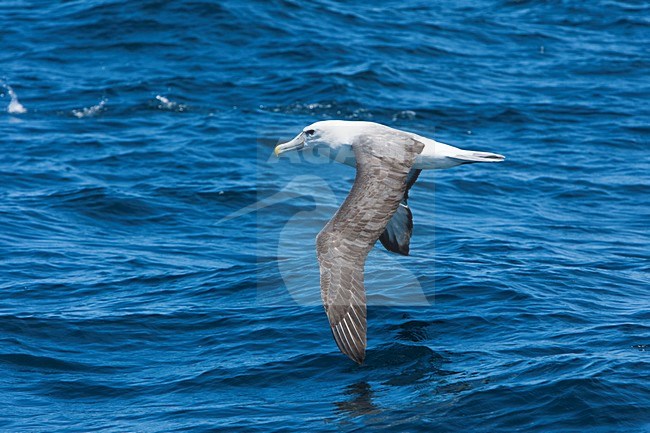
[274,120,504,364]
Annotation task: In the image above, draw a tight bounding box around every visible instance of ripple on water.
[1,0,649,431]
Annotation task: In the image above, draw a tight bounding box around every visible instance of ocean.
[1,0,648,431]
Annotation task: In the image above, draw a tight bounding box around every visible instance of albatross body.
[274,120,504,364]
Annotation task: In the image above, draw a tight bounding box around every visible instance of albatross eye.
[305,129,315,136]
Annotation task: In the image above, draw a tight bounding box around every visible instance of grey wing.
[379,168,422,256]
[316,133,425,364]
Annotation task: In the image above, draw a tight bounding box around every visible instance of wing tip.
[379,236,410,256]
[341,346,366,365]
[330,321,367,365]
[351,352,366,365]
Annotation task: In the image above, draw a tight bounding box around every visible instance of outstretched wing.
[316,133,424,363]
[379,168,422,256]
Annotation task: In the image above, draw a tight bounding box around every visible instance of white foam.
[72,99,106,118]
[392,110,416,121]
[4,84,27,114]
[156,95,186,111]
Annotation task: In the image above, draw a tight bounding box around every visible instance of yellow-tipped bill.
[274,132,305,157]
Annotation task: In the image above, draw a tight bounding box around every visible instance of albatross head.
[274,120,358,158]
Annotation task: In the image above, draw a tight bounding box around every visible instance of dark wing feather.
[379,168,422,256]
[316,133,424,364]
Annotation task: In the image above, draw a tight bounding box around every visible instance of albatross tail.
[449,150,505,163]
[412,136,505,169]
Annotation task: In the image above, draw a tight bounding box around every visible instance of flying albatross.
[274,120,504,364]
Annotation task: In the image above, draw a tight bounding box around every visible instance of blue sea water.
[1,0,649,431]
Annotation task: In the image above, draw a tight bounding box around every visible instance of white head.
[274,120,362,159]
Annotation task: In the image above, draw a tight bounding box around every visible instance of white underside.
[409,133,472,169]
[339,133,500,170]
[298,120,504,170]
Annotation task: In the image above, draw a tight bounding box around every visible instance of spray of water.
[72,99,107,118]
[2,82,27,114]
